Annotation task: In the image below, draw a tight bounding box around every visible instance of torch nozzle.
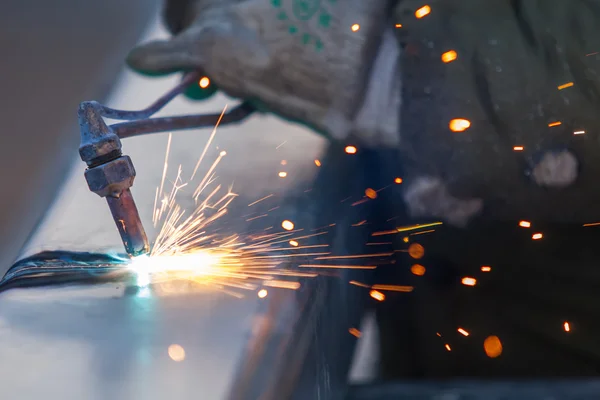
[106,189,149,257]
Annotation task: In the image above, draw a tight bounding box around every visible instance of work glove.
[126,0,402,148]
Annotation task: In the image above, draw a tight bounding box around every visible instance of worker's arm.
[126,0,402,148]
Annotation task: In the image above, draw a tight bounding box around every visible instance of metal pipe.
[106,189,149,256]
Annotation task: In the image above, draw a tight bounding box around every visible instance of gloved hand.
[126,0,401,148]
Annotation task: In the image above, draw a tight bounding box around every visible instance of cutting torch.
[78,72,255,257]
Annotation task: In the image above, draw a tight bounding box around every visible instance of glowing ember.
[349,328,362,338]
[199,77,210,88]
[408,243,425,259]
[519,220,531,228]
[258,289,268,298]
[395,23,402,28]
[557,82,574,90]
[445,344,451,351]
[548,121,562,127]
[462,277,477,286]
[480,265,491,272]
[394,177,403,184]
[564,321,571,332]
[411,264,426,276]
[441,50,457,63]
[351,23,360,32]
[532,233,543,240]
[574,130,585,135]
[513,146,524,151]
[484,336,503,358]
[449,118,471,132]
[365,188,377,199]
[314,159,322,167]
[415,5,431,18]
[369,290,385,301]
[458,327,470,337]
[281,220,295,231]
[289,240,299,247]
[278,171,287,178]
[345,145,357,154]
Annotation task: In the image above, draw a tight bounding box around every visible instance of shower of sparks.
[128,106,324,297]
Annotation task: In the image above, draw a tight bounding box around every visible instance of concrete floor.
[0,14,376,400]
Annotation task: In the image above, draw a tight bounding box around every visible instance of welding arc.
[111,102,255,139]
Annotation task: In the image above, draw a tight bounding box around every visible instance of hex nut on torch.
[85,155,137,198]
[78,102,122,163]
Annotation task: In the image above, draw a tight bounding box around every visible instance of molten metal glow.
[415,5,431,18]
[462,277,477,286]
[449,118,471,132]
[519,220,531,228]
[441,50,457,63]
[345,145,357,154]
[351,24,360,32]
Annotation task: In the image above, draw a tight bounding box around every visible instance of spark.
[513,146,524,151]
[351,24,360,32]
[128,107,322,297]
[415,5,431,18]
[484,336,503,358]
[441,50,457,63]
[394,177,403,184]
[314,159,322,167]
[278,171,287,178]
[276,141,287,149]
[349,280,371,288]
[395,23,403,28]
[345,145,357,154]
[258,289,268,298]
[365,188,377,199]
[248,194,274,207]
[289,240,299,247]
[371,284,413,293]
[458,328,470,337]
[481,265,492,272]
[574,130,585,135]
[300,264,377,270]
[564,321,571,332]
[532,233,543,240]
[557,82,573,90]
[519,220,531,228]
[349,328,362,338]
[281,220,295,231]
[583,222,600,227]
[548,121,562,127]
[449,118,471,132]
[408,243,425,259]
[199,77,210,89]
[370,290,385,301]
[445,344,451,351]
[462,277,477,286]
[411,264,426,276]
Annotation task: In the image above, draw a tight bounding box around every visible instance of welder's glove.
[126,0,401,148]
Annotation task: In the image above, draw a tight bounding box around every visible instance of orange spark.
[574,130,585,135]
[394,177,403,184]
[257,289,268,298]
[548,121,562,127]
[168,344,186,361]
[462,277,477,286]
[449,118,471,132]
[395,23,403,28]
[370,290,385,301]
[372,284,413,293]
[484,336,503,358]
[519,220,531,228]
[289,240,299,247]
[458,328,470,337]
[408,243,425,259]
[557,82,574,90]
[300,264,377,270]
[345,145,357,154]
[415,5,431,18]
[481,265,491,272]
[351,24,360,32]
[349,328,362,338]
[349,280,371,288]
[199,76,210,88]
[532,233,543,240]
[441,50,457,63]
[314,159,322,166]
[564,321,571,332]
[513,146,524,151]
[365,188,377,199]
[411,264,426,276]
[281,220,295,231]
[278,171,287,178]
[445,344,452,351]
[263,280,301,290]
